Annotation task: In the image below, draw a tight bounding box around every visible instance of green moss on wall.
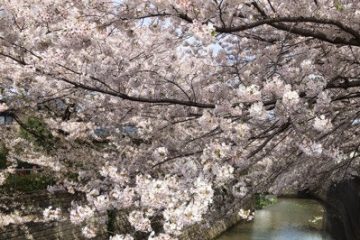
[19,116,56,152]
[107,209,117,236]
[0,143,8,169]
[255,194,277,209]
[0,172,56,193]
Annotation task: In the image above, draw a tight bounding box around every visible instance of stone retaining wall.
[178,197,254,240]
[179,213,242,240]
[318,178,360,240]
[0,191,107,240]
[0,191,253,240]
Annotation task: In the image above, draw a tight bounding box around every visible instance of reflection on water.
[217,198,333,240]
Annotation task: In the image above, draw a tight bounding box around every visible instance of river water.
[217,198,333,240]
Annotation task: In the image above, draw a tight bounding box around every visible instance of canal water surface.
[217,198,333,240]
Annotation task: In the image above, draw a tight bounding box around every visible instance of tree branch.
[51,74,215,109]
[214,2,360,47]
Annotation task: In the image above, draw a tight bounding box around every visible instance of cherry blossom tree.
[1,0,360,239]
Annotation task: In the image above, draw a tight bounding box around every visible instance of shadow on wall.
[325,177,360,240]
[0,111,13,125]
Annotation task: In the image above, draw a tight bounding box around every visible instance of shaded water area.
[217,198,333,240]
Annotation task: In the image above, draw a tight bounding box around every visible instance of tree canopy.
[1,0,360,239]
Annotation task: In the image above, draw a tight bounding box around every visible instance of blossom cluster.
[1,0,360,239]
[70,205,94,225]
[43,206,62,221]
[313,115,333,132]
[128,210,152,232]
[238,209,254,221]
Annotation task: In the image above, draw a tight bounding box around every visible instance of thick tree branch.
[52,75,215,109]
[212,2,360,47]
[0,51,215,109]
[216,16,360,46]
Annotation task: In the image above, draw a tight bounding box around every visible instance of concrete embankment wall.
[0,191,107,240]
[324,178,360,240]
[180,195,254,240]
[179,212,244,240]
[0,190,253,240]
[313,177,360,240]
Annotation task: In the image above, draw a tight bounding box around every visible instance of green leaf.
[334,0,344,11]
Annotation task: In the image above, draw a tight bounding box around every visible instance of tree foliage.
[1,0,360,239]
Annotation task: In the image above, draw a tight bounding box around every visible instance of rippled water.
[217,198,333,240]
